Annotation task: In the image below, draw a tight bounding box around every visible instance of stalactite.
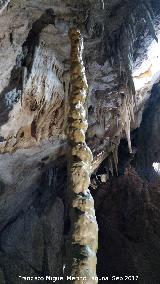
[108,155,113,176]
[21,66,27,106]
[124,105,132,154]
[119,94,133,154]
[129,95,135,123]
[66,28,98,283]
[116,116,119,127]
[143,0,155,20]
[113,148,118,175]
[142,3,158,42]
[63,72,70,135]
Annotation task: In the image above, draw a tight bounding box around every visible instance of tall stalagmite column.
[66,28,98,283]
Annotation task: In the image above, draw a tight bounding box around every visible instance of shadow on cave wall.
[95,168,160,284]
[0,159,67,284]
[133,82,160,180]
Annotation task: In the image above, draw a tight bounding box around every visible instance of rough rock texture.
[66,28,98,283]
[0,162,66,283]
[0,0,160,160]
[95,169,160,284]
[0,0,160,283]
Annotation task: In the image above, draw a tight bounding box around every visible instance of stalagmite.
[65,28,98,283]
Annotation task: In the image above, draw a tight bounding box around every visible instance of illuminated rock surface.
[0,0,160,283]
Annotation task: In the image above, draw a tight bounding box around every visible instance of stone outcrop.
[0,0,160,283]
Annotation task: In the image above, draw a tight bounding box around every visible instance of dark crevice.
[21,8,55,77]
[133,82,160,180]
[0,8,55,128]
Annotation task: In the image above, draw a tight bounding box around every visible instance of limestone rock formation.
[0,0,160,283]
[66,28,98,283]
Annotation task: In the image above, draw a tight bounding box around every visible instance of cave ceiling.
[0,0,160,183]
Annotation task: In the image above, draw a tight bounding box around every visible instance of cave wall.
[94,169,160,284]
[0,0,160,161]
[0,163,66,283]
[0,0,160,283]
[134,83,160,179]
